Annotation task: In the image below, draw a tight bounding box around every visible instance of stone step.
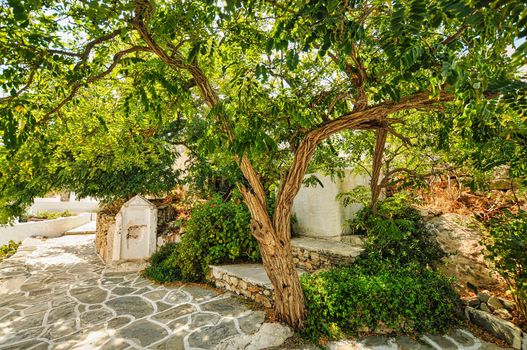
[64,221,96,235]
[209,263,304,308]
[291,236,364,272]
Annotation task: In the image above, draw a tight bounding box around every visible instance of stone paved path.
[326,332,510,350]
[0,235,275,350]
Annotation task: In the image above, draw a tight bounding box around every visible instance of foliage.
[142,242,179,283]
[337,185,371,208]
[350,194,445,270]
[485,210,527,320]
[1,0,526,326]
[0,240,21,262]
[301,264,459,341]
[0,84,184,223]
[144,194,260,282]
[19,210,73,222]
[302,194,457,341]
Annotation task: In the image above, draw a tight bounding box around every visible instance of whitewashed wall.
[0,214,91,245]
[29,195,99,214]
[292,169,369,239]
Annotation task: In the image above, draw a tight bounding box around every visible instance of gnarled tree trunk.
[251,219,305,328]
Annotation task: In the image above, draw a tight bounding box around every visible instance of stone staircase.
[208,235,364,307]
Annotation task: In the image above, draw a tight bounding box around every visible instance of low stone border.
[209,265,274,308]
[291,236,363,272]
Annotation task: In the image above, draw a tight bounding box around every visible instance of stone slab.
[210,263,304,289]
[292,236,364,257]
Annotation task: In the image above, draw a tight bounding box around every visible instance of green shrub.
[351,194,445,271]
[143,242,180,283]
[144,194,260,282]
[485,210,527,320]
[301,264,459,341]
[0,240,21,262]
[19,210,74,222]
[301,194,459,341]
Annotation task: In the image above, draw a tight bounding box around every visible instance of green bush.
[0,240,21,262]
[142,242,179,283]
[485,210,527,320]
[301,194,459,341]
[351,194,445,271]
[144,194,260,282]
[301,264,459,341]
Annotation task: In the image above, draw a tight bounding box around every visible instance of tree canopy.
[1,0,526,327]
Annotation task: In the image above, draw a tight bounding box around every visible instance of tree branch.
[273,91,454,233]
[0,68,37,103]
[34,46,150,127]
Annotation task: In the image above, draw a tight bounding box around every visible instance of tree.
[1,0,526,327]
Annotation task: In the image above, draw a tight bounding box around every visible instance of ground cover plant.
[19,210,73,222]
[0,240,21,262]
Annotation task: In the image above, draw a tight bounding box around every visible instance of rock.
[165,290,190,304]
[152,304,196,323]
[153,331,187,350]
[80,309,113,327]
[498,297,516,311]
[425,213,506,290]
[239,280,248,289]
[422,335,457,349]
[495,308,513,320]
[327,340,364,350]
[478,290,491,303]
[447,329,477,348]
[215,322,293,350]
[189,312,222,328]
[488,296,504,311]
[70,286,109,304]
[105,296,154,318]
[461,297,480,307]
[480,303,491,312]
[465,307,523,349]
[394,335,425,349]
[201,297,247,317]
[188,320,239,349]
[238,311,266,334]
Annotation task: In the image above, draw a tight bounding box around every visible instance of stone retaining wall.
[209,266,273,308]
[290,237,363,273]
[96,211,116,262]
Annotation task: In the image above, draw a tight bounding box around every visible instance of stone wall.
[290,236,364,273]
[209,265,274,308]
[423,212,506,291]
[95,211,116,262]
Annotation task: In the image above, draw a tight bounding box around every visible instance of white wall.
[0,214,91,245]
[29,197,99,214]
[292,170,369,239]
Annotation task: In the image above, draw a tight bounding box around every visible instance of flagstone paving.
[0,235,276,350]
[0,234,513,350]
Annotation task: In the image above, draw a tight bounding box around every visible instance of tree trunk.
[251,217,305,328]
[371,127,387,212]
[240,184,306,329]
